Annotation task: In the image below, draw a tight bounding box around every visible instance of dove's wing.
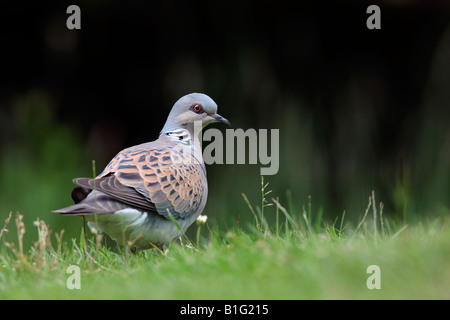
[84,142,207,220]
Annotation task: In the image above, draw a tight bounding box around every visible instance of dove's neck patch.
[164,128,192,145]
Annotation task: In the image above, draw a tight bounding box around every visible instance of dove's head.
[161,93,230,134]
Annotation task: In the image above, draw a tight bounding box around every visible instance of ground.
[1,208,449,300]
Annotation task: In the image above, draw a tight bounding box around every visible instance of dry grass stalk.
[0,211,13,242]
[90,226,104,253]
[33,218,53,268]
[15,213,26,257]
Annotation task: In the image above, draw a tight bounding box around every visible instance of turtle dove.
[54,93,229,250]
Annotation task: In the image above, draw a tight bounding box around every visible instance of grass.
[1,91,449,301]
[0,181,449,300]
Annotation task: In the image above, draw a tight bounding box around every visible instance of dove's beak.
[210,113,230,126]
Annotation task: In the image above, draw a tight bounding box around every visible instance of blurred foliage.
[0,90,88,247]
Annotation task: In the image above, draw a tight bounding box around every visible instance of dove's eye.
[190,104,204,114]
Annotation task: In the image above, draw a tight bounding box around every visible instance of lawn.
[1,190,449,300]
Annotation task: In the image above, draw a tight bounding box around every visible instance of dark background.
[1,0,449,245]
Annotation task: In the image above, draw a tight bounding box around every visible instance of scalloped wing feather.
[97,144,206,220]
